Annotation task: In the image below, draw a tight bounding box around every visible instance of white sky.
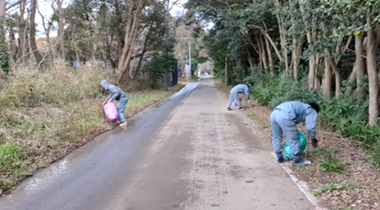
[35,0,188,38]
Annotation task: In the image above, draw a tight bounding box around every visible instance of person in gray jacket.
[101,80,128,127]
[270,101,319,164]
[227,82,253,111]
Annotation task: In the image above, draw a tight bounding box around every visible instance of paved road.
[0,79,314,210]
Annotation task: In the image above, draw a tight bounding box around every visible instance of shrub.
[269,89,321,108]
[372,141,380,167]
[249,72,380,167]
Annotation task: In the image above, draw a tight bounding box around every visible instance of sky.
[35,0,189,38]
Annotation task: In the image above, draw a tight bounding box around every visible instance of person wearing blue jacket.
[227,82,253,111]
[270,101,319,164]
[101,80,129,127]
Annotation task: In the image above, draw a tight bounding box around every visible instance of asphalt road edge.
[270,152,329,210]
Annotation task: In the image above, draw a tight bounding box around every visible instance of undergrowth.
[0,62,183,192]
[249,71,380,167]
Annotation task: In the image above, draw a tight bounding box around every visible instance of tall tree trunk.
[265,36,274,75]
[117,0,146,83]
[251,40,263,68]
[57,0,65,60]
[30,0,43,65]
[0,0,5,20]
[104,36,117,69]
[0,0,10,74]
[0,0,6,43]
[10,29,17,61]
[247,51,254,70]
[275,0,289,72]
[292,37,298,80]
[326,49,341,98]
[133,50,146,80]
[25,15,31,60]
[0,0,9,73]
[308,54,316,89]
[225,57,228,85]
[290,1,300,80]
[18,0,27,62]
[314,53,321,89]
[306,24,316,90]
[366,20,379,126]
[132,24,152,80]
[354,33,365,97]
[259,36,267,70]
[300,2,316,89]
[323,57,331,99]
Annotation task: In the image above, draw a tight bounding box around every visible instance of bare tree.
[37,1,54,54]
[116,0,147,83]
[55,0,64,59]
[30,0,42,65]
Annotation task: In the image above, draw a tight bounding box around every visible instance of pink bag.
[104,101,119,123]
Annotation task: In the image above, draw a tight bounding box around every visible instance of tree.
[56,0,65,59]
[0,0,9,73]
[30,0,43,65]
[116,0,148,83]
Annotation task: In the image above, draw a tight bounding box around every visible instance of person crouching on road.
[227,82,253,111]
[270,101,319,164]
[100,80,129,127]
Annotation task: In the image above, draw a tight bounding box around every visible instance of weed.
[319,155,346,173]
[0,143,28,189]
[0,143,24,161]
[312,183,345,196]
[306,148,336,158]
[372,141,380,167]
[248,114,258,120]
[262,125,271,129]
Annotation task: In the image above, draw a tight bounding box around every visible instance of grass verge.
[0,63,184,193]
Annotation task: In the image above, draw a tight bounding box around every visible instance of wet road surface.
[0,79,314,210]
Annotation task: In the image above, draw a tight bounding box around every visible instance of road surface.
[0,78,314,210]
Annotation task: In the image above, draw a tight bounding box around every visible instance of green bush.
[0,50,10,74]
[269,89,321,108]
[372,141,380,167]
[251,72,296,106]
[249,72,380,166]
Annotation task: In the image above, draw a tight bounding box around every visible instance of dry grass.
[0,62,183,194]
[215,78,380,210]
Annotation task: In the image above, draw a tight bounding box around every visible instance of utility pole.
[165,0,170,90]
[188,41,192,80]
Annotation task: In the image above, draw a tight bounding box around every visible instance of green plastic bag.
[284,131,307,160]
